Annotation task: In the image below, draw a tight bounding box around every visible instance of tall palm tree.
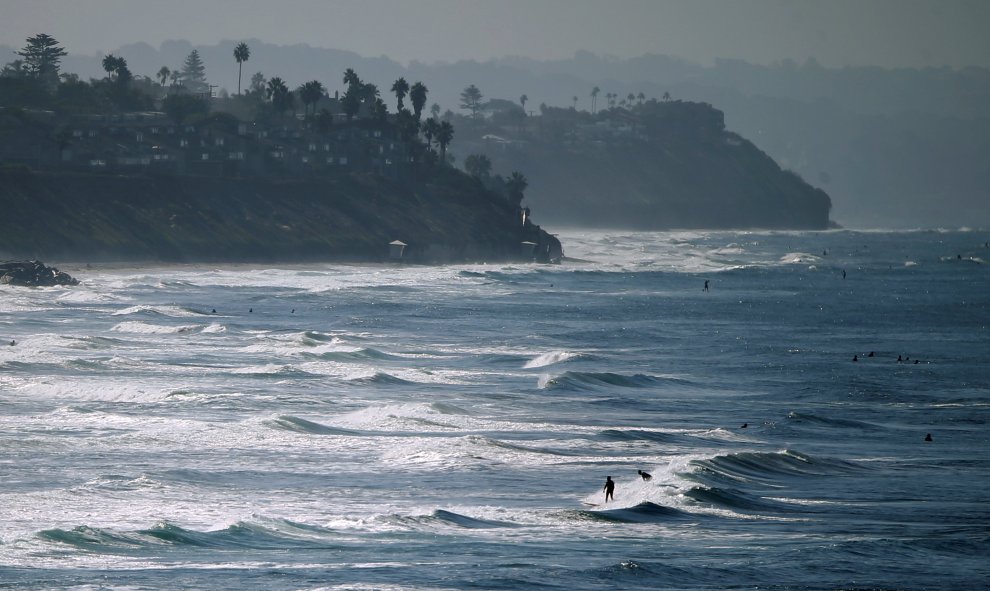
[572,96,578,110]
[436,120,454,164]
[234,42,250,95]
[591,86,600,113]
[391,77,409,112]
[409,81,428,120]
[157,66,171,87]
[637,91,645,104]
[519,94,528,111]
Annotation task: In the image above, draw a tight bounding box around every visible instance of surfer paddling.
[603,476,615,503]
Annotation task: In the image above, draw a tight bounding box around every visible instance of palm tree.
[391,77,409,112]
[266,76,290,117]
[506,171,528,207]
[233,42,250,95]
[343,68,360,88]
[157,66,170,87]
[572,96,578,110]
[102,54,120,80]
[371,97,389,122]
[519,94,528,112]
[430,103,441,119]
[637,91,645,105]
[299,80,325,117]
[591,86,600,113]
[436,120,454,163]
[409,81,428,120]
[422,117,440,152]
[627,93,635,105]
[663,91,671,102]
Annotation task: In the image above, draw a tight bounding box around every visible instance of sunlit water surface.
[2,229,988,590]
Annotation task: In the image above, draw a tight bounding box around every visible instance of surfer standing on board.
[603,476,615,502]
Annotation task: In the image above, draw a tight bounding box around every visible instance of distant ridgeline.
[457,99,833,230]
[0,109,561,263]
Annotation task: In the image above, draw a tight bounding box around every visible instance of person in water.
[703,280,710,292]
[925,433,933,442]
[638,470,652,481]
[603,476,615,502]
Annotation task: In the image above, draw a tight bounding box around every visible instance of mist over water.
[2,229,988,589]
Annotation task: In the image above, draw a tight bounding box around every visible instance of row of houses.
[1,109,413,178]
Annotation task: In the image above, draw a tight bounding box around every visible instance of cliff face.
[458,101,833,230]
[0,168,561,263]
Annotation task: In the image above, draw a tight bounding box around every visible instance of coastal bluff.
[0,168,562,264]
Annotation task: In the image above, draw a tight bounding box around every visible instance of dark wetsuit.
[603,477,615,502]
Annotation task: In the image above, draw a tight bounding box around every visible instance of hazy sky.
[2,0,988,68]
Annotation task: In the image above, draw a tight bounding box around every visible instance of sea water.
[1,229,988,590]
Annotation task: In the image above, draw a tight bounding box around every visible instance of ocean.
[1,229,988,590]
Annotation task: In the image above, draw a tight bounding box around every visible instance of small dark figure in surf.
[703,280,709,292]
[925,433,933,442]
[638,470,652,481]
[868,351,875,357]
[9,340,14,346]
[741,423,748,428]
[897,355,903,362]
[249,308,253,313]
[603,476,615,503]
[842,269,847,279]
[914,359,920,364]
[211,309,216,314]
[853,354,858,362]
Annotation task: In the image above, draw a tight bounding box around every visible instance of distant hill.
[454,100,831,230]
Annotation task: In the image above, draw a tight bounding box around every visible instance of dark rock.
[0,260,78,287]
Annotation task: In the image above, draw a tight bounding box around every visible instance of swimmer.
[741,423,748,428]
[924,433,933,442]
[853,354,858,362]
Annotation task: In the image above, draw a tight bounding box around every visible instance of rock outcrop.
[0,260,78,286]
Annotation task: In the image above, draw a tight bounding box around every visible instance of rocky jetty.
[0,260,78,286]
